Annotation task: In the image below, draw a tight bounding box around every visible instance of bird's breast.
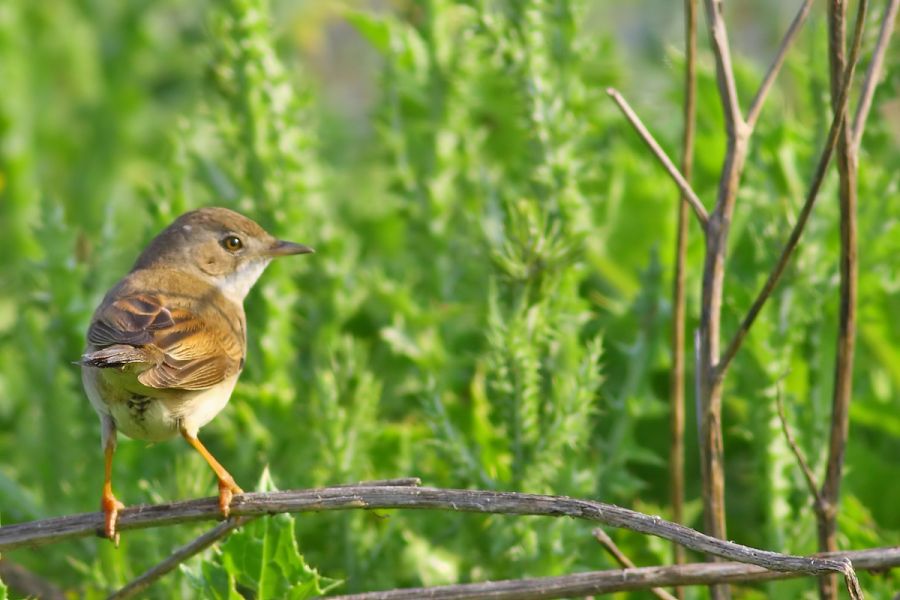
[108,394,180,442]
[83,367,239,442]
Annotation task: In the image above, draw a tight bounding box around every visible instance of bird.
[80,207,313,543]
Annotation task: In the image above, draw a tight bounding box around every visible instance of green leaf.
[214,470,340,599]
[220,520,265,592]
[181,562,242,600]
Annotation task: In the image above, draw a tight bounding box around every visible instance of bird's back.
[82,268,246,441]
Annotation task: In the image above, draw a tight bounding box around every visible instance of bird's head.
[132,207,314,302]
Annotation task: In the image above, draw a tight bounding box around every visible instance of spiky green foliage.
[0,0,898,598]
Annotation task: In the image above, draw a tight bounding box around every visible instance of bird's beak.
[268,240,315,257]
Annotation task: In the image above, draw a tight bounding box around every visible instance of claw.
[218,477,244,518]
[101,491,125,546]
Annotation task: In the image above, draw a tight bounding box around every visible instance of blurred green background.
[1,0,899,598]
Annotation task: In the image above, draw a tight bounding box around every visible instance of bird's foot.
[217,476,244,518]
[101,492,125,547]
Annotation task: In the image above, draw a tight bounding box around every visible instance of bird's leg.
[101,433,124,545]
[181,430,243,518]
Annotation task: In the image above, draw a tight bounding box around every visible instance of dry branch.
[592,528,678,600]
[852,0,900,151]
[109,517,251,600]
[716,0,869,375]
[775,388,824,509]
[108,478,422,600]
[702,0,745,136]
[609,4,870,600]
[819,1,875,597]
[694,9,819,569]
[328,548,900,600]
[0,558,66,600]
[746,0,815,128]
[696,4,754,595]
[669,1,697,585]
[0,484,865,598]
[605,88,709,228]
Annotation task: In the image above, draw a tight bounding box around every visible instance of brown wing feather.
[87,295,175,346]
[84,293,242,391]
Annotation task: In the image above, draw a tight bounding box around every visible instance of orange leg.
[181,431,243,517]
[101,440,125,545]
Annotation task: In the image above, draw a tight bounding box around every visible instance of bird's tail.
[80,345,152,369]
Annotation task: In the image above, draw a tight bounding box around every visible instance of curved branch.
[0,485,863,597]
[330,548,900,600]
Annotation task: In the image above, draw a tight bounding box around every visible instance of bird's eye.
[221,235,243,252]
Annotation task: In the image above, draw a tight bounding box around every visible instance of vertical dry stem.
[820,1,858,598]
[696,3,816,598]
[670,1,697,591]
[698,5,748,600]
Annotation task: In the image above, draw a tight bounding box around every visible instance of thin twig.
[0,558,66,600]
[670,0,696,589]
[109,517,252,600]
[605,88,709,229]
[592,529,678,600]
[716,0,869,376]
[107,478,421,600]
[702,0,746,136]
[746,0,815,129]
[774,387,823,508]
[327,548,900,600]
[851,0,900,152]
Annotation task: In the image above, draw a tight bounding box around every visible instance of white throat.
[216,259,271,303]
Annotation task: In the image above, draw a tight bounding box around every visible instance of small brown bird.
[80,207,313,542]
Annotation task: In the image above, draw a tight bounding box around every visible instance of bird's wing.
[83,293,243,391]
